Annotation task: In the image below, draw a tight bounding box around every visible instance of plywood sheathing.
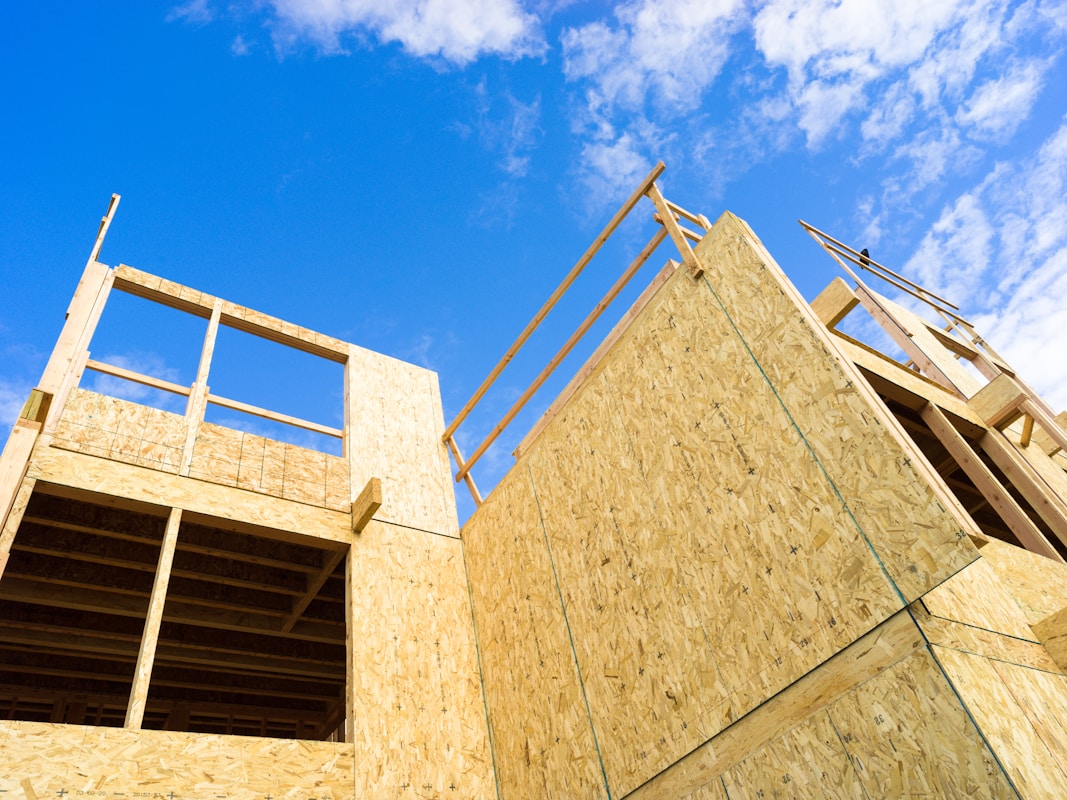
[52,388,188,473]
[347,520,494,798]
[187,422,351,512]
[701,214,978,600]
[346,344,459,537]
[979,537,1067,626]
[27,444,353,547]
[922,557,1042,642]
[0,720,354,796]
[627,611,1016,798]
[462,212,981,797]
[935,645,1067,796]
[463,469,610,800]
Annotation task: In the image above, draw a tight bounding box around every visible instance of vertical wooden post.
[344,544,356,745]
[645,181,701,278]
[126,506,182,730]
[0,476,36,582]
[179,299,222,476]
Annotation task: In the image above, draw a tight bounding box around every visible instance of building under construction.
[2,165,1067,797]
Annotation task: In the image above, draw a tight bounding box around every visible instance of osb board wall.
[461,213,979,797]
[979,537,1067,626]
[188,422,350,512]
[52,388,187,473]
[347,520,494,798]
[463,470,610,799]
[935,645,1067,796]
[347,346,458,538]
[0,720,354,797]
[921,556,1040,642]
[647,648,1015,799]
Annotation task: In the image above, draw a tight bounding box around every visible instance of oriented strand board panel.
[188,423,350,511]
[52,388,187,473]
[348,520,493,798]
[698,214,978,600]
[27,444,353,546]
[347,345,458,537]
[921,556,1039,641]
[935,644,1067,797]
[721,711,864,799]
[980,537,1067,626]
[826,649,1015,798]
[0,720,354,796]
[462,468,609,799]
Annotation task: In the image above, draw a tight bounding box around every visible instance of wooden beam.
[443,160,666,441]
[0,476,35,581]
[84,359,191,397]
[18,390,52,424]
[1033,410,1067,456]
[351,477,382,534]
[126,507,182,729]
[281,547,347,634]
[454,227,667,484]
[206,392,343,438]
[445,436,482,506]
[968,373,1028,429]
[514,259,681,459]
[87,194,121,265]
[646,181,700,277]
[1022,398,1067,456]
[0,422,40,569]
[810,277,859,329]
[919,403,1062,562]
[979,430,1067,551]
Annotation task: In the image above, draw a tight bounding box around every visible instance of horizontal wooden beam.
[207,393,343,438]
[350,477,382,534]
[84,359,191,397]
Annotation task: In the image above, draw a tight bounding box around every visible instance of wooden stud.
[125,507,182,730]
[919,402,1062,562]
[978,430,1067,550]
[350,476,382,534]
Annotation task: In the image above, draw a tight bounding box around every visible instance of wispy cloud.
[904,117,1067,409]
[0,378,32,442]
[167,0,214,25]
[266,0,546,64]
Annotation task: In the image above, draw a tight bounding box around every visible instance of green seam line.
[459,531,503,800]
[908,606,1023,799]
[699,272,909,609]
[528,462,614,800]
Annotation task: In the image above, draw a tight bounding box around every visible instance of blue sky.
[2,0,1066,502]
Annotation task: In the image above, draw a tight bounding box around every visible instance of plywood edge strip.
[623,610,923,799]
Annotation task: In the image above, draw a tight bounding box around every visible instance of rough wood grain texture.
[187,421,351,512]
[979,538,1067,626]
[0,420,40,539]
[347,344,458,537]
[721,711,865,799]
[810,276,859,329]
[1033,606,1067,672]
[921,557,1039,641]
[970,373,1029,428]
[864,288,985,397]
[624,611,923,799]
[912,603,1061,673]
[52,388,187,473]
[827,649,1015,798]
[702,214,979,600]
[0,475,35,579]
[462,468,609,800]
[0,720,354,795]
[935,644,1067,797]
[347,520,493,798]
[28,444,353,546]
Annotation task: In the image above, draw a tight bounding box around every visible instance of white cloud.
[267,0,545,64]
[86,352,186,412]
[956,60,1045,141]
[167,0,214,24]
[471,80,542,178]
[562,0,745,114]
[0,378,32,442]
[231,34,252,56]
[904,118,1067,409]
